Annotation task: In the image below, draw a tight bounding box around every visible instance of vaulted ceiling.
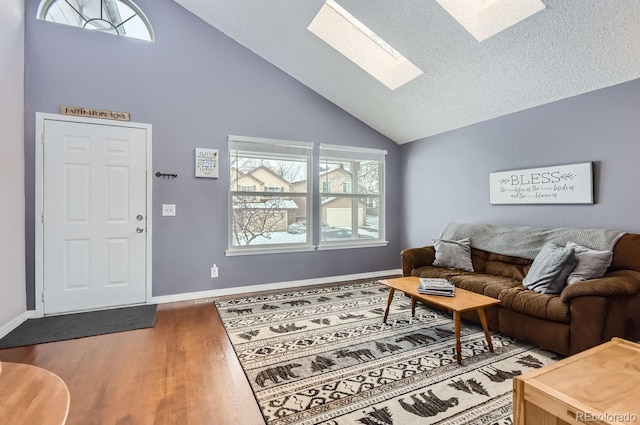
[174,0,640,144]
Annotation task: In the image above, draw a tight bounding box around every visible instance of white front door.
[42,119,149,314]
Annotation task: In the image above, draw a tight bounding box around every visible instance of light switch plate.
[162,204,176,216]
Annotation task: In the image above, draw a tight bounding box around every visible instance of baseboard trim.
[151,269,401,304]
[0,310,36,339]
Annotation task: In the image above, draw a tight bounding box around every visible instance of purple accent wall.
[23,0,402,307]
[23,0,640,309]
[400,78,640,249]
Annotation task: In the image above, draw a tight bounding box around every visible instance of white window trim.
[320,143,388,158]
[316,240,389,251]
[225,246,315,256]
[226,138,387,255]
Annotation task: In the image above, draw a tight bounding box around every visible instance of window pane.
[319,158,380,195]
[359,197,380,239]
[321,225,354,241]
[321,196,354,235]
[230,158,307,194]
[320,196,379,242]
[319,161,352,194]
[231,196,307,246]
[357,160,380,194]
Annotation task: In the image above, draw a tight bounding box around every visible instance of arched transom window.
[37,0,154,42]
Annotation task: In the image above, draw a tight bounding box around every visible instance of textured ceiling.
[173,0,640,144]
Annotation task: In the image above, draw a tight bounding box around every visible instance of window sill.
[225,245,315,256]
[316,241,389,251]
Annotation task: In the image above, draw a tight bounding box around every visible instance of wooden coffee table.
[513,337,640,425]
[379,276,500,365]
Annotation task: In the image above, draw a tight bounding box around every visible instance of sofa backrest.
[609,233,640,273]
[471,248,533,281]
[469,232,640,278]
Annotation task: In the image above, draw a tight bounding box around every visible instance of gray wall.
[24,0,402,307]
[400,78,640,248]
[0,0,26,328]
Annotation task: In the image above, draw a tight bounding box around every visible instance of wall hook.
[155,172,177,179]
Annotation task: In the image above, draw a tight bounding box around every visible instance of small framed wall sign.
[489,162,593,204]
[195,148,219,178]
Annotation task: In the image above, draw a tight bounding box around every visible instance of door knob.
[136,214,144,221]
[136,227,144,233]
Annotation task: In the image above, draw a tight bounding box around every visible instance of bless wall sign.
[489,162,593,205]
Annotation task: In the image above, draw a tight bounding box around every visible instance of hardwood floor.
[0,301,266,425]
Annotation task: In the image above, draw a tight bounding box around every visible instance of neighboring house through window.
[227,135,313,255]
[318,144,386,247]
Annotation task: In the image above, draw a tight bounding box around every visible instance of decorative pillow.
[523,243,577,294]
[432,238,474,272]
[565,241,613,284]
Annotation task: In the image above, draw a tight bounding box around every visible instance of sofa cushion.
[523,243,577,294]
[413,265,469,280]
[498,286,570,323]
[566,241,613,284]
[470,249,489,273]
[449,273,522,299]
[484,252,533,281]
[468,248,533,279]
[499,308,570,355]
[432,238,474,272]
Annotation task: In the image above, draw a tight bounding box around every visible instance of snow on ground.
[236,216,379,245]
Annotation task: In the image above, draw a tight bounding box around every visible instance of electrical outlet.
[162,204,176,216]
[195,298,214,304]
[210,264,218,278]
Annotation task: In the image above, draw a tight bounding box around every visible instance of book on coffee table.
[418,278,455,297]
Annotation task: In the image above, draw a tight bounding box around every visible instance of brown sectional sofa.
[401,233,640,356]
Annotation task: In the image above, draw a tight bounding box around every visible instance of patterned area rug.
[215,280,559,425]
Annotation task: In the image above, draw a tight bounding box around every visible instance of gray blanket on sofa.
[440,223,625,260]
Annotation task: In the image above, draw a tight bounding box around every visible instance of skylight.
[436,0,545,42]
[307,0,423,90]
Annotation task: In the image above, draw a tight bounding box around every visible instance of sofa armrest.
[400,246,435,277]
[560,270,640,303]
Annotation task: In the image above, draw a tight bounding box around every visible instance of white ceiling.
[174,0,640,144]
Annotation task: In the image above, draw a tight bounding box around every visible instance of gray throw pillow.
[523,243,577,294]
[565,241,613,285]
[432,238,474,272]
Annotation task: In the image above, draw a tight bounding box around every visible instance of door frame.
[34,113,153,317]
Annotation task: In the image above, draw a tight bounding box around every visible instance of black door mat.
[0,304,157,349]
